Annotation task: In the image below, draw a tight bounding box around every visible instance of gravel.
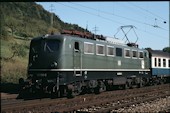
[111,96,170,112]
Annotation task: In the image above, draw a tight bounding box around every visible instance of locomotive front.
[28,36,62,70]
[19,35,65,97]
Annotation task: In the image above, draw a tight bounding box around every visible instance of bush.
[9,43,27,59]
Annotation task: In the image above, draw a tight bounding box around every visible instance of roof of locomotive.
[32,34,64,41]
[66,34,149,52]
[31,33,148,52]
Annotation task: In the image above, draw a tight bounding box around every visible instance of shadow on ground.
[0,83,56,100]
[1,83,19,94]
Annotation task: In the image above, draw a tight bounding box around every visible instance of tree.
[6,17,17,36]
[145,47,152,52]
[8,43,27,60]
[47,27,59,34]
[163,47,170,53]
[0,6,7,39]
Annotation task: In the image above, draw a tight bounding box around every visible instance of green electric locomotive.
[20,31,151,98]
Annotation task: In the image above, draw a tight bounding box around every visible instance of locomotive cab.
[19,34,67,98]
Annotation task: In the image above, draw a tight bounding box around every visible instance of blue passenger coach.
[150,50,170,77]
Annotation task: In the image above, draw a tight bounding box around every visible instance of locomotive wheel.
[99,81,106,93]
[67,89,74,98]
[138,83,143,88]
[58,86,65,97]
[67,84,82,98]
[51,90,61,98]
[51,86,65,98]
[159,78,165,85]
[105,80,113,91]
[67,89,81,98]
[124,82,130,89]
[138,78,145,88]
[106,84,112,91]
[73,89,81,97]
[94,81,106,94]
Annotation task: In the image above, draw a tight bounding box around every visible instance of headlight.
[29,63,32,67]
[51,62,57,68]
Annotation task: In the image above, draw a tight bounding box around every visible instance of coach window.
[84,42,94,54]
[163,59,166,67]
[107,46,114,56]
[139,52,144,58]
[124,49,130,58]
[155,58,157,67]
[96,44,105,55]
[132,50,137,58]
[169,60,170,67]
[116,48,122,57]
[158,58,161,67]
[74,42,79,51]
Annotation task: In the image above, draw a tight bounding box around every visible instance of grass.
[1,38,30,59]
[1,37,30,84]
[1,39,12,58]
[1,57,28,84]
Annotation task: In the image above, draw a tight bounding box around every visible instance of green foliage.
[0,5,7,39]
[163,47,170,53]
[5,16,17,36]
[1,2,88,39]
[145,47,152,52]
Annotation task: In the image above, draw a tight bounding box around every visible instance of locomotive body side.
[62,35,151,85]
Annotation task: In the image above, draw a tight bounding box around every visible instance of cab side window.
[74,42,79,51]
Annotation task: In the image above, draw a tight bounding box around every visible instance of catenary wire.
[70,2,168,31]
[56,2,168,39]
[128,2,168,22]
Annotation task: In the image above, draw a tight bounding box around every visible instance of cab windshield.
[44,40,60,53]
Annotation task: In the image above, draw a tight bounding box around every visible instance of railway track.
[80,91,169,112]
[1,84,170,113]
[1,93,18,100]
